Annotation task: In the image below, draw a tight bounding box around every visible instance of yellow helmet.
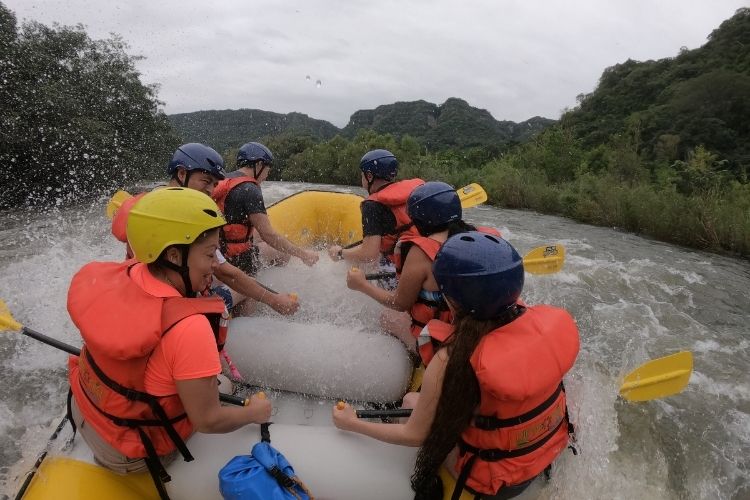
[126,187,226,263]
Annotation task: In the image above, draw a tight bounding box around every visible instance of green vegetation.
[169,110,339,154]
[247,126,749,256]
[237,9,750,257]
[0,2,179,210]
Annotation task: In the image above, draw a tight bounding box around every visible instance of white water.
[226,316,412,402]
[1,181,749,499]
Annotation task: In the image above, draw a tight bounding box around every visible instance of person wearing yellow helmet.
[68,188,272,497]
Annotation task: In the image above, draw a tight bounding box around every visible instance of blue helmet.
[167,143,225,180]
[433,232,524,320]
[359,149,398,180]
[237,142,274,167]
[407,182,461,234]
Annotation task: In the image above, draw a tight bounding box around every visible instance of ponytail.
[410,313,501,498]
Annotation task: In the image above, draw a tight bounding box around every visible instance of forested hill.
[562,7,750,175]
[168,109,340,154]
[340,98,554,148]
[169,98,555,152]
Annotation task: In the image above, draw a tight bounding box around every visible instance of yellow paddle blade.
[0,299,22,331]
[522,244,565,275]
[105,190,133,220]
[619,351,693,402]
[458,183,487,209]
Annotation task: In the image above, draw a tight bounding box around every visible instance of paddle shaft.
[365,271,396,281]
[17,326,247,406]
[356,408,412,418]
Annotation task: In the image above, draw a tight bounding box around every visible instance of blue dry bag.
[219,423,312,500]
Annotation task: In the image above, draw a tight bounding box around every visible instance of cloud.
[6,0,746,127]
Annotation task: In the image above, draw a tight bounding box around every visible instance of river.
[0,181,748,499]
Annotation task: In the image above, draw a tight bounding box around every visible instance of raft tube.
[266,190,364,248]
[225,317,413,402]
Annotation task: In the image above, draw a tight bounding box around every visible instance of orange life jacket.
[365,178,425,261]
[67,260,227,464]
[417,319,454,366]
[394,226,503,363]
[392,236,451,348]
[453,304,579,496]
[212,176,260,257]
[476,226,502,238]
[111,192,147,259]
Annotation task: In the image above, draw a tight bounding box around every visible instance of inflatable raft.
[17,189,458,500]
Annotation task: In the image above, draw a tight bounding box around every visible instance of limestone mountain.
[169,98,555,153]
[168,109,339,154]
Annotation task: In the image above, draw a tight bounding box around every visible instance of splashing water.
[0,182,748,499]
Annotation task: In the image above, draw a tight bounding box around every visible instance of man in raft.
[326,149,424,279]
[212,141,319,275]
[69,188,272,499]
[333,232,579,499]
[111,143,299,316]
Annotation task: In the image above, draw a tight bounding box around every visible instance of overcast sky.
[5,0,747,127]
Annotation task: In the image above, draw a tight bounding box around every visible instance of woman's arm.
[332,349,448,446]
[346,245,429,312]
[213,260,298,314]
[176,376,271,434]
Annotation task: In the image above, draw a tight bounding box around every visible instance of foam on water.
[226,315,412,401]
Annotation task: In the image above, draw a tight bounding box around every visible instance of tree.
[0,3,179,209]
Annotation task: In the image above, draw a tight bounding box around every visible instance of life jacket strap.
[450,453,481,500]
[66,387,77,436]
[81,348,194,462]
[458,416,566,461]
[137,427,172,500]
[473,383,564,430]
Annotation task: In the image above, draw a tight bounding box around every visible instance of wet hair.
[410,312,504,499]
[405,220,478,268]
[414,219,476,238]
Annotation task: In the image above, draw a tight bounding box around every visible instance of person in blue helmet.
[213,141,319,276]
[333,232,579,500]
[327,149,424,267]
[345,182,483,355]
[111,143,299,317]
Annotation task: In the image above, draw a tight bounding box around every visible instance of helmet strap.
[365,172,379,193]
[158,246,196,297]
[253,161,266,180]
[176,168,191,187]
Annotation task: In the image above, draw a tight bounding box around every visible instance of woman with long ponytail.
[333,232,579,499]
